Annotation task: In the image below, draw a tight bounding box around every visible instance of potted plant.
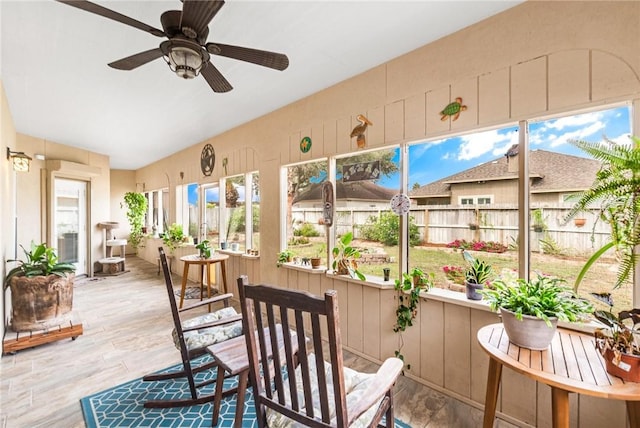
[393,270,433,369]
[593,304,640,382]
[531,208,547,233]
[310,243,325,269]
[331,232,365,280]
[121,192,148,252]
[195,239,212,259]
[4,242,76,331]
[482,274,593,350]
[564,135,640,290]
[277,249,294,267]
[162,223,185,254]
[462,250,493,300]
[410,267,428,287]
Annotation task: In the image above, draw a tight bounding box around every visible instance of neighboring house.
[409,147,601,206]
[293,181,396,209]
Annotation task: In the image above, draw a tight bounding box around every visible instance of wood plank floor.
[0,256,514,428]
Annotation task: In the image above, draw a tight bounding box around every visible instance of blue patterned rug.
[81,356,411,427]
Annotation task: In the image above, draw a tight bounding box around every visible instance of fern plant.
[564,135,640,290]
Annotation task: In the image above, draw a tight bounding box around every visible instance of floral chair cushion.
[172,307,242,351]
[265,353,382,428]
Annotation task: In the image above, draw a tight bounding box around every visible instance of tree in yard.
[285,149,399,240]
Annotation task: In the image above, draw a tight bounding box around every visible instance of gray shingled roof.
[293,181,397,204]
[409,150,601,198]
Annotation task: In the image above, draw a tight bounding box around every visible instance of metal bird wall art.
[350,114,373,148]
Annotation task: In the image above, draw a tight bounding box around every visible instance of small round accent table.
[478,323,640,428]
[178,254,229,309]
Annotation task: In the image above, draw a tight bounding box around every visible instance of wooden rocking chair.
[143,247,243,408]
[238,275,403,427]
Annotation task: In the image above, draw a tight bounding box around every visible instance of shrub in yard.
[294,222,320,237]
[360,211,420,246]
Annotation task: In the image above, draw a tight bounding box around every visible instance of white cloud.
[457,129,515,161]
[545,111,604,130]
[548,122,605,147]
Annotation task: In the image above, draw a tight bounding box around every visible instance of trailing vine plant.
[121,192,148,252]
[393,270,432,369]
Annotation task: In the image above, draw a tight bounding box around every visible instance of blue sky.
[400,105,632,189]
[189,105,632,203]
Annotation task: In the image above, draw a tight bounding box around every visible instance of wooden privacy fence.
[292,204,610,256]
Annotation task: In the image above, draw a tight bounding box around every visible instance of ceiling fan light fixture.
[166,46,202,79]
[160,39,208,80]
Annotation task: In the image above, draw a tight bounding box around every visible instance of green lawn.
[290,238,630,313]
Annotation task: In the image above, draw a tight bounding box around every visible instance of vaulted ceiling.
[1,1,522,169]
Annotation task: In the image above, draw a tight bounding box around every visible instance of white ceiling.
[1,1,522,170]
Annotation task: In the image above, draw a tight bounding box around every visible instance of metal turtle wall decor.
[440,97,467,121]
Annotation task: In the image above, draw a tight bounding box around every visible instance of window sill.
[279,262,327,274]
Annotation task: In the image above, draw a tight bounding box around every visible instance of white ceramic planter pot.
[500,308,558,350]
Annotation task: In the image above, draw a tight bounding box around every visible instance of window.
[250,172,260,251]
[223,175,246,251]
[283,160,327,263]
[528,105,632,312]
[336,148,400,278]
[408,125,518,287]
[201,183,220,247]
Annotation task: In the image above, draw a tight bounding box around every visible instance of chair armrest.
[346,357,403,425]
[182,314,242,333]
[178,293,235,313]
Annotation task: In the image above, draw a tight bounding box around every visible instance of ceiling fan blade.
[56,0,165,37]
[180,0,224,40]
[108,48,164,71]
[206,43,289,71]
[201,62,233,93]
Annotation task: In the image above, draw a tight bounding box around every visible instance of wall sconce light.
[6,148,32,172]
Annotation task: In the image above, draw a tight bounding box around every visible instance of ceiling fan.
[56,0,289,93]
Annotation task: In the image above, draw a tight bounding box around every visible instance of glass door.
[54,178,88,275]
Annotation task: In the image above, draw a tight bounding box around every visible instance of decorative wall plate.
[201,144,215,176]
[300,136,312,153]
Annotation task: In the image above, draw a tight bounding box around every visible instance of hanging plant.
[393,271,432,370]
[121,192,147,251]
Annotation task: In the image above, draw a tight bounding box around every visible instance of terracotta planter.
[596,343,640,382]
[310,257,321,269]
[500,307,557,350]
[574,218,586,227]
[9,274,75,332]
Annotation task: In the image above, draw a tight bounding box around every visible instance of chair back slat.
[157,247,197,397]
[239,277,349,427]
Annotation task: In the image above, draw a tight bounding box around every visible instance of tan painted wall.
[110,170,137,255]
[1,81,18,338]
[136,1,640,288]
[131,3,640,426]
[11,134,111,276]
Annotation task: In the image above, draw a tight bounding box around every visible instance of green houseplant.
[564,135,640,291]
[4,242,76,331]
[121,192,148,252]
[462,250,493,300]
[310,243,325,269]
[589,293,640,381]
[393,270,433,369]
[331,232,365,280]
[277,249,294,267]
[163,223,185,254]
[482,274,593,350]
[195,239,212,259]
